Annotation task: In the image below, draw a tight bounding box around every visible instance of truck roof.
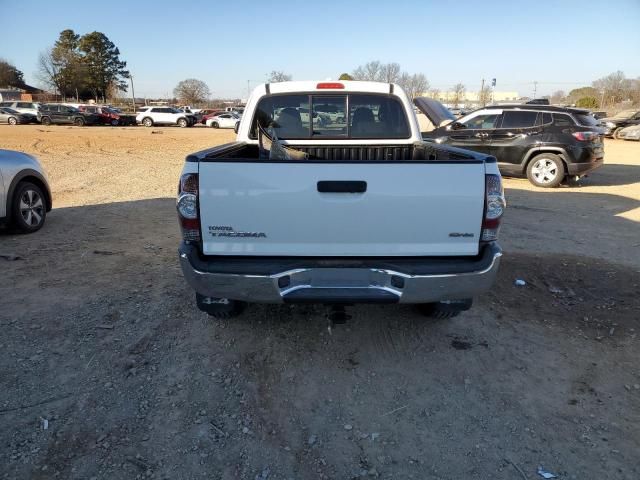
[263,80,395,95]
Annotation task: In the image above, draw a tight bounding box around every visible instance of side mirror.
[450,121,466,130]
[234,122,240,134]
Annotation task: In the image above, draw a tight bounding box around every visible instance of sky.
[2,0,640,99]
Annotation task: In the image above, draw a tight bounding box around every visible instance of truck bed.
[187,141,494,163]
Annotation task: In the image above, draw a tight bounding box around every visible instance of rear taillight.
[481,174,506,242]
[177,173,200,242]
[572,131,597,141]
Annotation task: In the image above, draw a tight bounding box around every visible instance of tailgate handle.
[317,181,367,193]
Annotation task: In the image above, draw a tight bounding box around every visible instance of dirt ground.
[1,125,639,480]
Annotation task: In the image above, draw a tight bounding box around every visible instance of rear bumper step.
[179,243,502,304]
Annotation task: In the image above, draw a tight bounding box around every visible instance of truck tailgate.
[198,161,485,257]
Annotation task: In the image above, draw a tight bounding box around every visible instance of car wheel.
[8,116,18,125]
[196,293,246,318]
[177,118,188,128]
[526,153,565,188]
[41,116,51,126]
[111,119,119,126]
[613,127,623,139]
[74,117,85,127]
[11,182,47,233]
[143,117,153,127]
[212,122,219,129]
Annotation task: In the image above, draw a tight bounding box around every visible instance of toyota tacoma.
[176,81,505,319]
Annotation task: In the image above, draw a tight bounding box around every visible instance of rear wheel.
[111,119,119,126]
[143,117,153,127]
[177,118,188,128]
[11,182,47,233]
[8,116,17,125]
[526,153,565,188]
[74,117,85,127]
[613,127,623,139]
[211,121,219,129]
[41,116,51,126]
[196,293,246,318]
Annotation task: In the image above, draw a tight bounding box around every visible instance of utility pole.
[480,78,485,106]
[533,80,538,99]
[129,75,136,111]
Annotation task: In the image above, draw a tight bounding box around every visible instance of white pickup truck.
[177,81,505,318]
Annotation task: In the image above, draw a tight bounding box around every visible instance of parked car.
[0,107,37,125]
[0,101,41,118]
[421,100,605,187]
[200,110,225,124]
[38,104,102,126]
[0,149,52,233]
[177,80,504,319]
[205,112,241,129]
[177,107,202,123]
[135,106,196,127]
[78,105,120,125]
[617,124,640,141]
[599,109,640,138]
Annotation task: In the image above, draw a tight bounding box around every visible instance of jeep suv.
[422,104,605,187]
[38,104,101,126]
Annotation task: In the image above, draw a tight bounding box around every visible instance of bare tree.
[36,49,63,95]
[452,83,466,108]
[173,78,211,105]
[398,73,429,100]
[593,71,630,105]
[550,90,566,105]
[268,71,292,82]
[352,61,382,81]
[478,84,492,106]
[428,88,440,100]
[379,62,401,83]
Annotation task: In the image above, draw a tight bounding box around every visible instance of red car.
[200,109,225,125]
[78,105,120,125]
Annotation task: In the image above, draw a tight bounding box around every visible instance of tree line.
[36,29,129,102]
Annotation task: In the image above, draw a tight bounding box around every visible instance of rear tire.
[41,116,51,126]
[11,182,47,233]
[8,117,17,125]
[142,117,153,127]
[526,153,565,188]
[613,127,623,139]
[178,118,188,128]
[212,122,219,128]
[111,119,119,126]
[74,117,85,127]
[196,293,246,318]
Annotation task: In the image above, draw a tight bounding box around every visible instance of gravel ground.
[1,125,639,479]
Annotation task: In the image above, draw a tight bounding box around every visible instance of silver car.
[617,124,640,141]
[0,107,36,125]
[0,150,52,232]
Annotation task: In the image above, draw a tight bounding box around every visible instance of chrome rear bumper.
[179,243,502,304]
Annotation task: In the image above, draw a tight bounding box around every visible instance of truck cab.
[177,81,504,319]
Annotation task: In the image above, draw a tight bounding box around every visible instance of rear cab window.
[251,93,410,140]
